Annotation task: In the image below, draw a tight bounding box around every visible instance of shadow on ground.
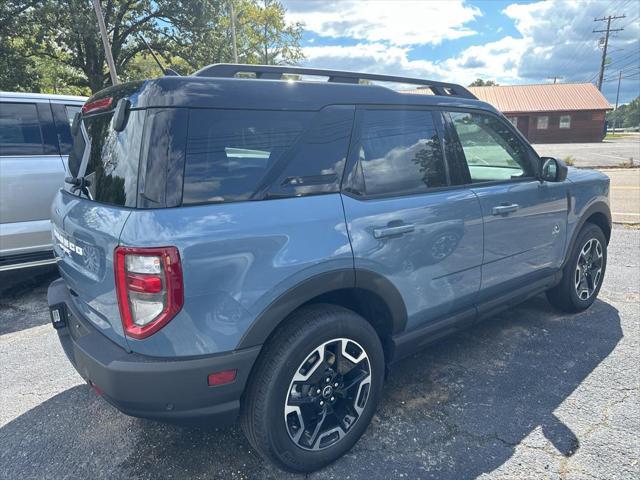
[0,297,622,480]
[0,266,59,335]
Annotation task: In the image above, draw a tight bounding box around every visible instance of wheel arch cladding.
[564,201,611,268]
[236,269,408,353]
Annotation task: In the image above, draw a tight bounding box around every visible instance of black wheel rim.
[284,338,372,451]
[574,238,604,301]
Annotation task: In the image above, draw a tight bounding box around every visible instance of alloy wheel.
[574,238,604,301]
[284,338,372,451]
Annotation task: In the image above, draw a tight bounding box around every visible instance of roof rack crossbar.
[193,64,477,99]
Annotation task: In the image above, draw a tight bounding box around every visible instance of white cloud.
[290,0,639,102]
[302,43,444,78]
[284,0,480,46]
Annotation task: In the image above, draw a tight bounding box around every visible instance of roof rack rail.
[193,64,477,100]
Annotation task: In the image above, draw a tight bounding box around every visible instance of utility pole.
[612,70,622,134]
[229,0,238,63]
[92,0,118,86]
[547,76,563,84]
[593,14,625,91]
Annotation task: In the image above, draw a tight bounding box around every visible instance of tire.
[546,223,607,313]
[240,304,385,473]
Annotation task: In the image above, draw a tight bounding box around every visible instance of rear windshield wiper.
[65,176,92,197]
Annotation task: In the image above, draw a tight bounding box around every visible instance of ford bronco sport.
[47,65,611,473]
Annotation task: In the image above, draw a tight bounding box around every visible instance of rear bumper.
[47,278,260,426]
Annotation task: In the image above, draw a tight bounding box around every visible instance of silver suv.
[0,91,86,271]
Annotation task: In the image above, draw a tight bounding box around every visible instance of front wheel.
[240,304,384,473]
[547,223,607,312]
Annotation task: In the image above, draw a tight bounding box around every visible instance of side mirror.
[539,157,568,183]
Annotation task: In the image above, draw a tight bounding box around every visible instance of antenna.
[137,34,180,76]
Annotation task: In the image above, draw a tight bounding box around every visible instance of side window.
[0,102,45,156]
[183,109,311,204]
[356,109,447,197]
[65,106,81,125]
[51,103,82,155]
[267,106,354,198]
[448,111,533,183]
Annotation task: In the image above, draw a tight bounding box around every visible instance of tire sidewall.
[262,310,384,472]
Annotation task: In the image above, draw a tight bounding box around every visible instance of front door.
[342,108,483,332]
[445,110,568,299]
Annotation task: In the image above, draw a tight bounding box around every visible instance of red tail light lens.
[114,246,183,339]
[82,97,113,114]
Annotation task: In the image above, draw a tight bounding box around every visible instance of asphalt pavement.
[533,135,640,168]
[602,169,640,224]
[1,227,639,480]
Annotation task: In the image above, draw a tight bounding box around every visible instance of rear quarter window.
[183,109,312,204]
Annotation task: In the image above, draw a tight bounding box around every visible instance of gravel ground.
[1,227,638,480]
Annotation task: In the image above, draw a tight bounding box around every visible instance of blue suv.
[47,65,611,472]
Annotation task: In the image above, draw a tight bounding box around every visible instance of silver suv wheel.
[284,338,372,451]
[574,238,604,301]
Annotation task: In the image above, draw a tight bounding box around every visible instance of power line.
[593,14,626,90]
[608,49,640,67]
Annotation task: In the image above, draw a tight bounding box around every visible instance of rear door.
[342,107,483,332]
[0,99,62,256]
[444,110,568,299]
[52,105,146,349]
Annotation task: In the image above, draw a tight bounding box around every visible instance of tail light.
[114,246,183,339]
[82,97,113,114]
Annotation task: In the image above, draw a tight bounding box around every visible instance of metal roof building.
[468,83,612,143]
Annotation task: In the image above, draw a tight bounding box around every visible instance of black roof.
[87,64,498,114]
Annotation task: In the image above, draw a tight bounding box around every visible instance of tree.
[243,0,304,65]
[468,79,498,87]
[0,1,41,91]
[2,0,304,94]
[32,0,178,93]
[166,0,303,70]
[607,96,640,129]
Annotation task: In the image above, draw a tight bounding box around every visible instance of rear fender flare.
[236,269,408,349]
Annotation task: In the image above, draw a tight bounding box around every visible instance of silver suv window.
[0,103,45,156]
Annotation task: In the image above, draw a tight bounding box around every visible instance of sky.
[281,0,640,104]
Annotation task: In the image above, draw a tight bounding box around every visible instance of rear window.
[183,109,312,204]
[68,109,144,207]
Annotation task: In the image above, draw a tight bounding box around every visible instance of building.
[468,83,612,143]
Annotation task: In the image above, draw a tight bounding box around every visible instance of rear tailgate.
[52,85,146,349]
[52,192,132,348]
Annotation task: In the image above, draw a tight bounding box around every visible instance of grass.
[605,133,631,140]
[563,155,576,166]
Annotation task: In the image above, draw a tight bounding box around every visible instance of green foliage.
[0,0,304,94]
[468,79,498,87]
[606,97,640,128]
[0,1,40,92]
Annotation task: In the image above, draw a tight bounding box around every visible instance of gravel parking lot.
[1,227,638,480]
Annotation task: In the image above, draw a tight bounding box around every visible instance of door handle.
[492,203,520,216]
[373,224,415,239]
